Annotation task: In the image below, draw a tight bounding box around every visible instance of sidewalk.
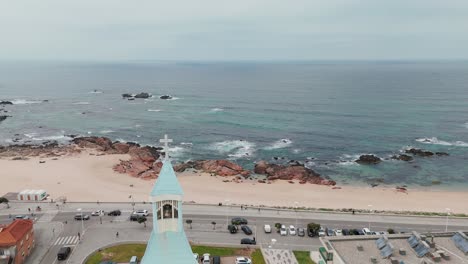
[25,221,63,264]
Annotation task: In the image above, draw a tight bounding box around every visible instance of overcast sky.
[0,0,467,61]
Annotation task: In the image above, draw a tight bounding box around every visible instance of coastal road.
[1,202,468,264]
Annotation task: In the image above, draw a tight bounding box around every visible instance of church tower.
[141,135,197,264]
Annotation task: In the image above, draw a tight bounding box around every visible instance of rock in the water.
[405,148,434,157]
[160,95,173,100]
[134,92,151,99]
[0,116,10,122]
[391,154,413,162]
[0,101,13,105]
[355,155,381,164]
[435,152,449,156]
[122,93,133,98]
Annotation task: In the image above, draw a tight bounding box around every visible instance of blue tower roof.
[151,160,184,196]
[141,231,197,264]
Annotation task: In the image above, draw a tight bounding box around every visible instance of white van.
[129,256,138,264]
[264,224,272,233]
[362,228,372,235]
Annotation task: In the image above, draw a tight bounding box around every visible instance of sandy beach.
[1,153,468,214]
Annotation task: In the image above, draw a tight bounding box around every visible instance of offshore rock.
[355,154,382,164]
[160,95,173,100]
[405,148,434,157]
[134,92,151,99]
[0,101,13,105]
[391,154,413,162]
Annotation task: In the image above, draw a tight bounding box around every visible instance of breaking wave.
[416,137,468,147]
[11,99,43,105]
[147,109,162,112]
[72,102,90,105]
[210,108,224,112]
[264,138,293,150]
[99,130,115,134]
[210,140,256,159]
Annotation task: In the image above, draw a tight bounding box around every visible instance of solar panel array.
[414,241,430,258]
[408,235,419,248]
[380,242,394,258]
[376,236,388,250]
[452,232,468,254]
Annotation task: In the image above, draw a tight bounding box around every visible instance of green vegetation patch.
[191,245,238,256]
[86,244,147,264]
[251,249,266,264]
[293,251,316,264]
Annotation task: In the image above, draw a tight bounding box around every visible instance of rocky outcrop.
[405,148,434,157]
[391,154,413,162]
[254,160,336,186]
[0,115,10,122]
[435,152,449,156]
[0,101,13,105]
[174,160,250,177]
[122,93,133,98]
[160,95,173,100]
[72,137,114,151]
[355,155,381,164]
[134,92,151,99]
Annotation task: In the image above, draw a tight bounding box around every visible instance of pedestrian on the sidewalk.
[116,232,119,238]
[28,208,31,213]
[352,210,355,215]
[78,232,81,240]
[241,205,243,210]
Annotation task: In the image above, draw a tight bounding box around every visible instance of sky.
[0,0,467,61]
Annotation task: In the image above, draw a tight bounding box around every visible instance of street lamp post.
[368,204,373,230]
[445,208,451,232]
[225,199,230,227]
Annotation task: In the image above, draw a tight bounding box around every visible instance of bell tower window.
[163,204,173,219]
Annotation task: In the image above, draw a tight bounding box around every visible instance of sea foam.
[210,140,256,158]
[416,137,468,147]
[264,138,293,150]
[147,109,162,112]
[210,108,224,112]
[11,99,42,105]
[72,102,90,105]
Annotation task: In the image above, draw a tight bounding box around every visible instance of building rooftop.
[326,232,468,264]
[141,231,196,264]
[0,220,33,247]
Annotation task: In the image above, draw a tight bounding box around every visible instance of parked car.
[212,255,221,264]
[108,210,121,216]
[235,257,252,264]
[326,228,335,236]
[280,225,287,236]
[240,238,256,245]
[357,229,365,235]
[342,229,350,236]
[74,214,90,220]
[241,225,253,235]
[318,227,326,237]
[129,256,138,264]
[133,210,149,216]
[264,224,272,233]
[362,228,372,235]
[228,224,238,234]
[334,229,343,236]
[202,253,210,264]
[298,228,305,237]
[57,246,71,260]
[289,225,296,235]
[91,210,104,216]
[15,215,30,220]
[231,217,248,225]
[130,214,143,221]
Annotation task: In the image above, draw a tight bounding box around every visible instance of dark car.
[57,246,71,260]
[228,224,238,234]
[326,228,335,236]
[241,225,252,235]
[307,228,316,237]
[357,229,365,235]
[231,217,248,225]
[240,238,256,245]
[212,256,221,264]
[298,228,305,237]
[130,214,144,221]
[342,229,350,236]
[74,214,90,220]
[108,210,121,216]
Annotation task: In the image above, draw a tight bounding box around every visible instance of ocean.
[1,61,468,188]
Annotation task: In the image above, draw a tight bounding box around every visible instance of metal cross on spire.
[160,134,173,160]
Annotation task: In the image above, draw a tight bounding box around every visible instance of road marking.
[53,236,79,246]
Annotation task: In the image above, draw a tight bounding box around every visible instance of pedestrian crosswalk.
[53,236,79,246]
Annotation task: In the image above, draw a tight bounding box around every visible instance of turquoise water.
[1,61,468,187]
